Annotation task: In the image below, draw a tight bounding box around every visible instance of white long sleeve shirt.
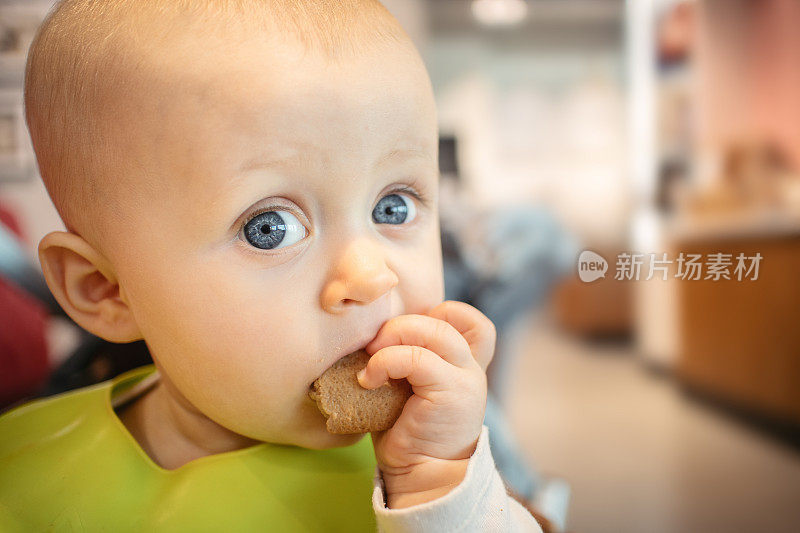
[371,425,544,532]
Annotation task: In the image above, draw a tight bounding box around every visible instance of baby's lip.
[306,331,379,391]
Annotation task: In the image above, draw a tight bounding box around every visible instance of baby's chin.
[242,400,368,450]
[296,426,367,450]
[291,401,368,450]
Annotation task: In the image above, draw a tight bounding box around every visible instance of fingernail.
[356,368,366,385]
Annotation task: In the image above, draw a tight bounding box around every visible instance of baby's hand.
[357,300,495,509]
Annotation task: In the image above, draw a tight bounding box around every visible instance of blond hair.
[24,0,409,247]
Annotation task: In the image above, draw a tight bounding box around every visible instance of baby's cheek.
[402,266,445,314]
[401,235,445,310]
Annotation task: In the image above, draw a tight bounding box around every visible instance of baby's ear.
[38,231,142,343]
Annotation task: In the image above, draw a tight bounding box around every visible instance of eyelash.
[388,184,428,207]
[239,183,430,244]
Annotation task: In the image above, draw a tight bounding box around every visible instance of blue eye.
[372,193,416,225]
[243,210,306,250]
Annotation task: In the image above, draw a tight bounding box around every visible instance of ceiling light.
[471,0,529,26]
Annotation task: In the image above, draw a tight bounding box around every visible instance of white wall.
[427,33,629,248]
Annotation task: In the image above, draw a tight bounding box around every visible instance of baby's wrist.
[382,457,470,508]
[381,434,479,509]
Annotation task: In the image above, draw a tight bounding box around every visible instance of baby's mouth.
[306,333,377,391]
[306,344,368,406]
[305,348,362,397]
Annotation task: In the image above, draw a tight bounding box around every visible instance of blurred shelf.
[667,210,800,243]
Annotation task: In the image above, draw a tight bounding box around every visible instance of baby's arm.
[357,301,544,532]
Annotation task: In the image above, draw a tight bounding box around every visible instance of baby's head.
[25,0,443,449]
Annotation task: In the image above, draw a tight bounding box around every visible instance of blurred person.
[0,201,50,409]
[439,153,575,531]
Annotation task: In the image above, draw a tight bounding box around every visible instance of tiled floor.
[503,313,800,533]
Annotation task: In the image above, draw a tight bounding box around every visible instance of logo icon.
[577,250,608,283]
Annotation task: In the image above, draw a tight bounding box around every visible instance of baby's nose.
[320,239,399,313]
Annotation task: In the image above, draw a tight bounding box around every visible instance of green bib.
[0,365,378,532]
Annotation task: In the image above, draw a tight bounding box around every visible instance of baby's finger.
[425,300,496,371]
[365,314,474,369]
[357,344,454,391]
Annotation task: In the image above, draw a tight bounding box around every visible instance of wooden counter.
[670,216,800,425]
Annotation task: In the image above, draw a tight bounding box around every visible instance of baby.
[0,0,544,531]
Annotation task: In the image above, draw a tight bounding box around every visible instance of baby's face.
[107,36,443,448]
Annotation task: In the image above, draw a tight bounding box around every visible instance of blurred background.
[1,0,799,531]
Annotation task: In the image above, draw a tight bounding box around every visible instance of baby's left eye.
[372,193,417,225]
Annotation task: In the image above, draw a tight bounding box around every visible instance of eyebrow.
[237,145,433,174]
[237,151,306,173]
[374,147,434,167]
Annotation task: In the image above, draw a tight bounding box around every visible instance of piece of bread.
[309,349,412,434]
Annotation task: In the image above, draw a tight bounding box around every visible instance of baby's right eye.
[242,210,307,250]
